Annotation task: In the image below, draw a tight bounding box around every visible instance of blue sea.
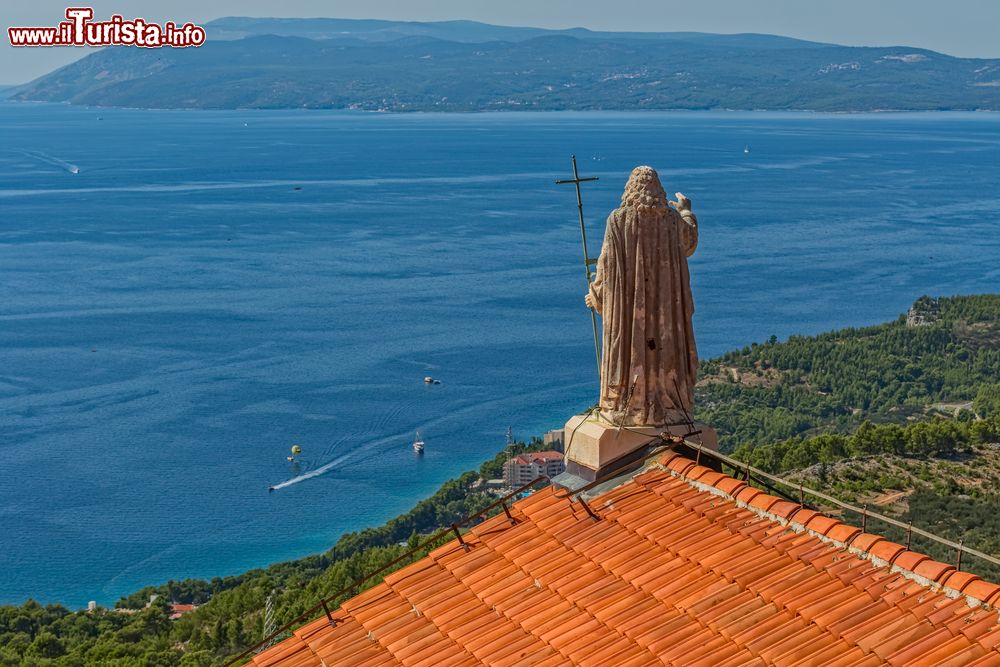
[1,104,998,607]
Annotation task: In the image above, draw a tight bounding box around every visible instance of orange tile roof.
[251,450,1000,667]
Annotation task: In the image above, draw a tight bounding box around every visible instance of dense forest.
[2,294,999,666]
[695,294,1000,448]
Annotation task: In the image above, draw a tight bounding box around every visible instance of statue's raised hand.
[669,192,692,213]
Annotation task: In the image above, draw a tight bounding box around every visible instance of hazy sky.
[3,0,999,84]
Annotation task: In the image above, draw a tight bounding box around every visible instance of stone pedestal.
[562,411,718,482]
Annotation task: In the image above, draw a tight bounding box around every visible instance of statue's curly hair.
[620,165,668,213]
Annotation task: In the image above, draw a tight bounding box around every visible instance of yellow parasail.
[290,444,302,456]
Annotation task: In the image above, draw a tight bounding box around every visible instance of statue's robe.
[588,205,699,426]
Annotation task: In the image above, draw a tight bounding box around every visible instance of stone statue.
[584,166,699,427]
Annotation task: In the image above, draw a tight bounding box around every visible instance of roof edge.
[655,450,1000,611]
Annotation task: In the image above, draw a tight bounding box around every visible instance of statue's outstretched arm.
[669,191,698,257]
[680,210,698,257]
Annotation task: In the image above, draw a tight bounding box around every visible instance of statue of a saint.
[584,166,699,427]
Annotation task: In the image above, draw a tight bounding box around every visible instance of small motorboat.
[744,145,751,154]
[413,431,425,454]
[424,376,441,385]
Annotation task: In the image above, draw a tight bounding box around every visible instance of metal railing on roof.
[681,440,1000,571]
[224,476,549,666]
[557,432,999,571]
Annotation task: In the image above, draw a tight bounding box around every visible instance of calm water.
[1,104,998,607]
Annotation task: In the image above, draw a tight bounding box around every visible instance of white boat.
[744,145,751,154]
[413,432,425,454]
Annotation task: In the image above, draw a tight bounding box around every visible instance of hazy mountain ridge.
[203,16,834,49]
[10,17,1000,111]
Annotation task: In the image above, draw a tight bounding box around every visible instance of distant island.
[8,17,1000,111]
[2,294,998,665]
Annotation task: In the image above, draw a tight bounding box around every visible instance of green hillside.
[696,294,1000,448]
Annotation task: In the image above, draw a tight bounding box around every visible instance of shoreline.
[1,426,567,611]
[2,99,1000,115]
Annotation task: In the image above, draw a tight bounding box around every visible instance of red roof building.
[170,603,197,620]
[504,451,566,488]
[249,450,1000,666]
[510,451,564,465]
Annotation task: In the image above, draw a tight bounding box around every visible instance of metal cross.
[556,155,601,376]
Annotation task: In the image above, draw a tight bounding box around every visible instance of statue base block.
[562,412,718,483]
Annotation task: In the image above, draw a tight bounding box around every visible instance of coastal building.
[169,603,197,620]
[502,450,565,487]
[249,446,1000,666]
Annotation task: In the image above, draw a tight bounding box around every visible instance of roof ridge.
[657,451,1000,609]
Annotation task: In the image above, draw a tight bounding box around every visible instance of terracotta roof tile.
[869,540,908,563]
[827,524,863,544]
[911,559,957,583]
[967,652,1000,667]
[956,611,1000,642]
[715,477,748,496]
[748,493,784,512]
[891,550,929,572]
[254,451,999,666]
[965,580,1000,605]
[885,626,959,664]
[931,645,992,667]
[735,486,764,504]
[788,507,820,524]
[666,456,696,475]
[768,500,803,520]
[805,515,841,536]
[942,570,982,593]
[977,624,1000,650]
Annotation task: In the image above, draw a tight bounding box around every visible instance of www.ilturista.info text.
[8,7,206,48]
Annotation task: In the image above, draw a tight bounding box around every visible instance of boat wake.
[268,421,425,491]
[267,380,593,492]
[23,150,80,174]
[269,451,354,491]
[268,423,434,492]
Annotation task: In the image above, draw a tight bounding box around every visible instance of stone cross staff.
[555,156,601,376]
